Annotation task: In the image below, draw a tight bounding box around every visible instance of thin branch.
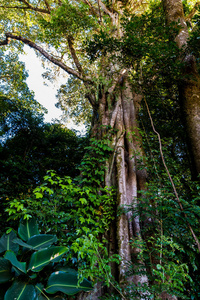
[82,0,99,17]
[67,37,84,74]
[0,36,9,46]
[44,0,51,12]
[16,0,50,13]
[186,2,200,21]
[144,98,200,253]
[85,93,96,107]
[3,33,91,82]
[0,5,33,10]
[96,0,102,23]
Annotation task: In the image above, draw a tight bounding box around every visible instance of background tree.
[0,48,44,133]
[0,51,87,242]
[162,0,200,180]
[0,112,87,197]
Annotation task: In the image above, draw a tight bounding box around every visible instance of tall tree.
[162,0,200,180]
[0,1,199,299]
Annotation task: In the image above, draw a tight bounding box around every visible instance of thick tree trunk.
[162,0,200,179]
[76,79,150,300]
[99,79,148,285]
[179,69,200,180]
[76,73,181,299]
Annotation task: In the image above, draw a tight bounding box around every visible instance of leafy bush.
[0,218,92,300]
[5,134,121,295]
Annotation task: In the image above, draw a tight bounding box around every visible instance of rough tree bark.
[76,78,149,300]
[162,0,200,180]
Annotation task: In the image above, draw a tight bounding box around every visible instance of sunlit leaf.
[45,271,93,295]
[28,246,68,272]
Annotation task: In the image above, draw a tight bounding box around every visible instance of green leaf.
[28,246,68,272]
[55,266,77,274]
[156,264,162,270]
[4,281,37,300]
[29,273,37,279]
[45,271,93,295]
[0,258,12,283]
[12,238,34,250]
[4,251,26,274]
[35,192,43,199]
[27,234,57,250]
[0,231,19,254]
[18,218,39,241]
[13,234,57,251]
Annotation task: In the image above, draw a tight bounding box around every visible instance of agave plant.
[0,218,92,299]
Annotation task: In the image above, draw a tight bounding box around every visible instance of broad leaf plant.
[0,218,92,300]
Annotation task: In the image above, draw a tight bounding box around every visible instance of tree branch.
[98,0,114,21]
[2,33,91,82]
[96,0,102,23]
[0,36,9,46]
[0,5,32,10]
[44,0,51,12]
[15,0,50,13]
[67,36,84,74]
[44,0,51,13]
[82,0,99,17]
[186,2,200,21]
[85,93,96,107]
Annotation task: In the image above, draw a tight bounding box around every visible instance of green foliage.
[18,218,40,241]
[56,77,93,125]
[39,0,96,41]
[0,218,92,299]
[0,50,33,101]
[85,2,182,84]
[84,29,121,62]
[118,176,200,298]
[1,1,200,299]
[0,97,44,139]
[0,114,87,234]
[0,50,45,137]
[5,133,119,289]
[3,133,120,292]
[46,270,93,295]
